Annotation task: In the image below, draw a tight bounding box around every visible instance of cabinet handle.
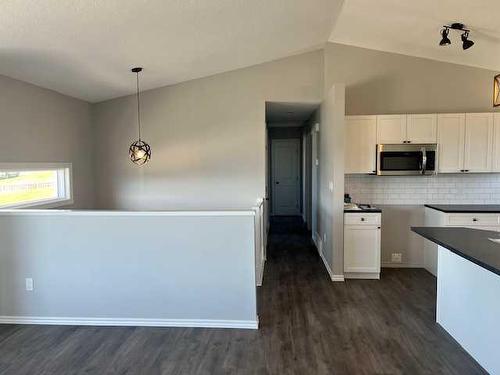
[464,170,469,172]
[407,140,411,143]
[377,227,381,229]
[360,218,365,221]
[472,218,478,222]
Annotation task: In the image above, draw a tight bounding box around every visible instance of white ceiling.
[0,0,343,103]
[330,0,500,73]
[266,102,319,127]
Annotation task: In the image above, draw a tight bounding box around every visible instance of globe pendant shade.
[129,139,151,165]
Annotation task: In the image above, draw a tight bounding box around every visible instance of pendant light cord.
[136,71,142,140]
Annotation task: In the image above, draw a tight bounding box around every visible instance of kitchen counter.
[412,226,500,276]
[412,226,500,373]
[425,204,500,213]
[344,204,382,213]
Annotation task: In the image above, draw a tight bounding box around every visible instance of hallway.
[0,217,485,374]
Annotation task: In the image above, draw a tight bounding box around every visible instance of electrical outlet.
[25,278,34,291]
[391,253,402,263]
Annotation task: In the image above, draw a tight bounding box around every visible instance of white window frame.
[0,162,73,209]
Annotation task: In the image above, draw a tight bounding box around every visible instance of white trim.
[0,209,256,217]
[313,232,344,282]
[257,257,265,287]
[381,262,424,268]
[0,316,259,330]
[344,272,379,280]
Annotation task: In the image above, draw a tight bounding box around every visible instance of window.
[0,163,73,209]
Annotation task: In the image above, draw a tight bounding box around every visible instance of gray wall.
[0,211,257,327]
[0,75,95,208]
[93,50,324,210]
[319,84,345,276]
[325,42,500,115]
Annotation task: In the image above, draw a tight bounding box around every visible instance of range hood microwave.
[376,144,437,176]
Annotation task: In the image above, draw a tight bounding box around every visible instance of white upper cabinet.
[345,116,377,174]
[406,114,437,143]
[464,113,493,172]
[493,113,500,172]
[437,114,465,173]
[376,115,406,144]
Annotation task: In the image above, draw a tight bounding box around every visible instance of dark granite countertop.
[412,227,500,276]
[344,204,382,213]
[344,208,382,213]
[425,204,500,213]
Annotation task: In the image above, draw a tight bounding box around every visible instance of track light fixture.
[439,23,474,50]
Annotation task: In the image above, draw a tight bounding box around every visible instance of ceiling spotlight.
[439,28,451,46]
[461,31,474,50]
[438,23,474,50]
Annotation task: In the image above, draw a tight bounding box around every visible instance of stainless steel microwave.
[376,144,437,176]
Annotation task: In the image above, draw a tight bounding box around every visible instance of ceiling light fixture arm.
[132,67,143,141]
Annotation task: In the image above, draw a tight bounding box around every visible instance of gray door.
[272,139,300,215]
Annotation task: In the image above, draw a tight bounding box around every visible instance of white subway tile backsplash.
[345,174,500,205]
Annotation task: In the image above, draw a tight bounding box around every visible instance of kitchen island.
[412,227,500,374]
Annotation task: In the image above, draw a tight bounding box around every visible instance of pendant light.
[129,67,151,166]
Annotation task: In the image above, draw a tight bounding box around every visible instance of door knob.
[275,181,280,184]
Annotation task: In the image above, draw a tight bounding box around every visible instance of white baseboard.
[314,233,345,282]
[257,257,265,287]
[382,262,424,268]
[0,316,259,329]
[331,274,345,282]
[344,272,379,280]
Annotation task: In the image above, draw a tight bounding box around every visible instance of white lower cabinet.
[344,212,381,279]
[424,208,500,276]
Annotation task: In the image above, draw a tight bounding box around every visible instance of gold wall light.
[494,74,500,107]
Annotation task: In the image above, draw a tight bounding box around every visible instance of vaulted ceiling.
[0,0,343,102]
[330,0,500,73]
[2,0,499,103]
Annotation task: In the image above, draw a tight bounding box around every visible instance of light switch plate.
[25,278,34,291]
[391,253,402,263]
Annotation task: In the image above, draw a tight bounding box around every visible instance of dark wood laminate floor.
[0,216,486,375]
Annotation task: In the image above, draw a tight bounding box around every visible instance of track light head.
[461,32,474,50]
[439,28,451,46]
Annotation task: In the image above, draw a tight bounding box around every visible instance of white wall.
[317,84,345,277]
[93,51,324,210]
[0,210,257,328]
[0,75,95,208]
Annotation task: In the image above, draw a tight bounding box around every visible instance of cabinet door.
[493,113,500,172]
[344,225,381,273]
[464,113,493,172]
[406,114,437,143]
[376,115,406,144]
[345,116,377,174]
[437,113,465,173]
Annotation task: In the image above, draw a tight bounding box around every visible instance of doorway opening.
[265,101,320,238]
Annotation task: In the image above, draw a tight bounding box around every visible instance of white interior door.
[272,139,300,215]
